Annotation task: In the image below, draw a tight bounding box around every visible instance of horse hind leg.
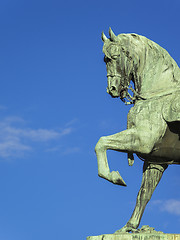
[115,161,168,233]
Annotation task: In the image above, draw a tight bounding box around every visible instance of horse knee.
[95,136,106,152]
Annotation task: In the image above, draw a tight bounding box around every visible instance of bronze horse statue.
[95,28,180,233]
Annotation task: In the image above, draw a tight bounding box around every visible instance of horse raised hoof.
[108,171,127,186]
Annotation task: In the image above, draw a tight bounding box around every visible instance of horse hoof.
[114,225,138,234]
[110,171,127,186]
[114,227,131,234]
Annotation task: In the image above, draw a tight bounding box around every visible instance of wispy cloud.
[46,145,81,155]
[0,106,7,110]
[0,117,74,158]
[65,118,78,127]
[0,139,32,158]
[161,199,180,215]
[151,199,180,216]
[59,128,73,137]
[62,147,80,155]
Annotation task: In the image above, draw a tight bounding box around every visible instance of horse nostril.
[110,86,116,91]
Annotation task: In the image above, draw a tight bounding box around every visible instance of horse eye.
[104,56,111,63]
[111,54,119,60]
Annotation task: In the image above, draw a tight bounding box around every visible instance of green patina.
[95,28,180,233]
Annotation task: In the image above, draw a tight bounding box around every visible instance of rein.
[122,84,180,105]
[121,85,145,105]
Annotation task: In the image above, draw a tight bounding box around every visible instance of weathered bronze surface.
[95,28,180,233]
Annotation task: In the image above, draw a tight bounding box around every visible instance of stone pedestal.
[87,233,180,240]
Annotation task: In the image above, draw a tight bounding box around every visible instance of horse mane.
[116,33,180,85]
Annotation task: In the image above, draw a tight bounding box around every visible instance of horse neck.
[134,43,180,98]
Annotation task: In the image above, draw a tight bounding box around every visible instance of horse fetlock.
[98,170,110,180]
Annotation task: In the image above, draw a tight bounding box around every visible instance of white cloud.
[161,199,180,215]
[4,127,61,141]
[0,140,32,158]
[0,117,74,158]
[151,199,180,216]
[59,127,73,137]
[65,118,78,127]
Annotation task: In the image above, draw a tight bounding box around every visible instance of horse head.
[102,28,180,104]
[102,28,136,102]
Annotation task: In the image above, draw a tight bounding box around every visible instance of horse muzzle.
[107,85,120,98]
[107,77,121,97]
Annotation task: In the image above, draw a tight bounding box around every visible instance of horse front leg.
[95,128,155,186]
[115,161,168,233]
[95,135,127,186]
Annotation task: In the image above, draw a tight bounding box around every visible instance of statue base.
[87,233,180,240]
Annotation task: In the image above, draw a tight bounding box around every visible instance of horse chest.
[127,100,162,129]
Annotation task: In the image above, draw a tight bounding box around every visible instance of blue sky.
[0,0,180,239]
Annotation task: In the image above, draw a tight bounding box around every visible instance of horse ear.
[109,27,117,41]
[102,32,108,42]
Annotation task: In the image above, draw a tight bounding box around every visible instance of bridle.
[121,84,145,105]
[107,74,140,105]
[107,74,180,105]
[121,83,180,105]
